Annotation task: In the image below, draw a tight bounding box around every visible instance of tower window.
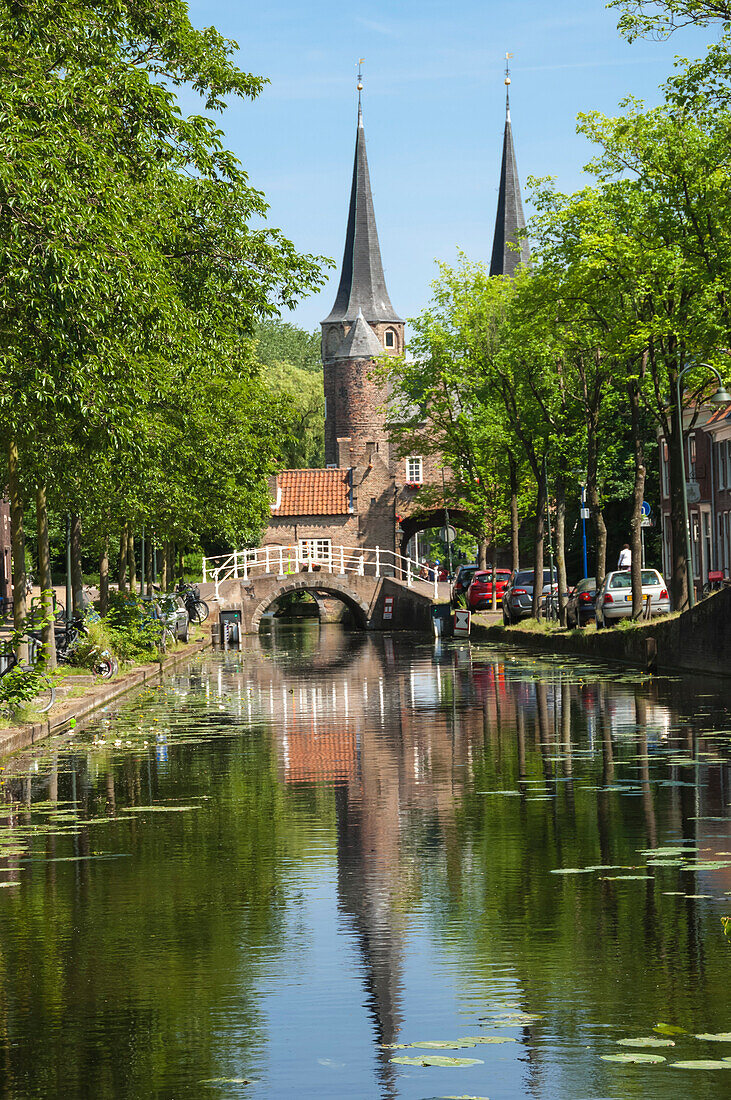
[406,456,423,484]
[385,329,396,349]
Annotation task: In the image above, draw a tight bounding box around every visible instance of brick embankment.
[0,638,211,760]
[470,587,731,679]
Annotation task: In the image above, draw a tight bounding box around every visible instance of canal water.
[0,624,729,1099]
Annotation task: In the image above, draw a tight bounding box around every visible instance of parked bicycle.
[176,581,209,624]
[701,570,725,598]
[28,614,118,679]
[0,638,55,714]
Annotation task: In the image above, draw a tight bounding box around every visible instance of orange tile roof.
[272,469,351,516]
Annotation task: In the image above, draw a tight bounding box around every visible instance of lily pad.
[670,1060,731,1069]
[550,867,593,874]
[695,1033,731,1042]
[601,1052,666,1064]
[654,1023,686,1035]
[617,1037,675,1048]
[390,1055,484,1067]
[402,1040,477,1049]
[459,1036,516,1044]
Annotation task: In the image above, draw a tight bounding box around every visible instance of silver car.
[596,569,671,627]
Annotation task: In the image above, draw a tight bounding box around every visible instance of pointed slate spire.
[323,99,402,324]
[489,68,530,277]
[333,308,384,358]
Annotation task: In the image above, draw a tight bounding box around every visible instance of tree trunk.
[35,485,57,669]
[586,397,607,590]
[478,538,488,569]
[99,537,109,615]
[70,514,83,616]
[668,400,690,610]
[7,439,26,634]
[127,526,136,592]
[178,547,184,582]
[161,541,169,591]
[628,376,646,618]
[118,522,128,592]
[508,451,520,572]
[531,478,546,619]
[555,475,567,627]
[145,537,153,595]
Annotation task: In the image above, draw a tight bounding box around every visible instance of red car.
[467,569,512,610]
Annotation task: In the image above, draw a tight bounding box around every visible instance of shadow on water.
[0,622,728,1098]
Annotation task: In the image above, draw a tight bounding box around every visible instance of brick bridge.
[201,545,445,634]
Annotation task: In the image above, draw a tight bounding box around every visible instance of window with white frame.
[406,456,423,484]
[299,539,332,564]
[718,441,726,491]
[688,433,697,479]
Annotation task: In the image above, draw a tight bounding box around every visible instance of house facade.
[658,403,731,593]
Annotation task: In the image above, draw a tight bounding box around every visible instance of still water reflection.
[0,624,729,1099]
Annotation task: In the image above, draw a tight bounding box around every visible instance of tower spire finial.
[357,58,364,119]
[504,51,513,119]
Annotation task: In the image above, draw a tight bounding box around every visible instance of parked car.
[566,577,597,628]
[140,594,190,643]
[467,568,512,611]
[452,563,479,603]
[502,568,558,624]
[595,569,670,627]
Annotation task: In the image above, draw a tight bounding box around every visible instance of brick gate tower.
[321,81,404,466]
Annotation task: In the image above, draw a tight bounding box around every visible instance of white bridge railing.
[202,544,439,601]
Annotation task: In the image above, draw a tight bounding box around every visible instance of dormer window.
[385,328,396,349]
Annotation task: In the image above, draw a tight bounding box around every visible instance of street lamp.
[675,362,731,609]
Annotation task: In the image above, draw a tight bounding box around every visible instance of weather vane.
[357,58,364,99]
[505,51,513,86]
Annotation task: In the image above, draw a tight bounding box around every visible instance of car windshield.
[576,578,596,592]
[513,569,556,587]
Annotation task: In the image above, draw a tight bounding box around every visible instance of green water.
[0,623,728,1099]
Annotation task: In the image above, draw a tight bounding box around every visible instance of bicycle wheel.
[191,600,209,624]
[31,675,55,714]
[92,656,115,680]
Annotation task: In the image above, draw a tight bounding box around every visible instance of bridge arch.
[251,577,371,633]
[399,508,480,560]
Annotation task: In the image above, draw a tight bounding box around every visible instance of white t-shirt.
[618,548,632,569]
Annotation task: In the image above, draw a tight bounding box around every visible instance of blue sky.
[187,0,713,333]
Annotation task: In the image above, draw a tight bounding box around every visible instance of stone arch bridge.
[201,545,446,634]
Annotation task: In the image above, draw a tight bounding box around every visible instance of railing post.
[433,571,438,599]
[203,557,208,584]
[243,551,248,582]
[265,546,270,573]
[407,558,412,588]
[328,543,332,573]
[340,546,345,574]
[279,546,284,575]
[295,545,300,574]
[214,568,220,601]
[233,549,239,579]
[375,546,380,578]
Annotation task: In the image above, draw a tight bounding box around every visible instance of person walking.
[618,543,632,569]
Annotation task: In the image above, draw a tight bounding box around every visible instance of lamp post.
[675,362,731,609]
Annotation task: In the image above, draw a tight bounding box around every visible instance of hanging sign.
[452,609,471,637]
[383,595,394,621]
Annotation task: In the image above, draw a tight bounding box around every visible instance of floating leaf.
[550,867,593,874]
[600,875,652,881]
[402,1040,477,1049]
[654,1023,686,1036]
[200,1079,253,1086]
[670,1060,731,1069]
[695,1033,731,1042]
[459,1036,515,1044]
[617,1037,675,1048]
[389,1055,484,1067]
[601,1052,666,1064]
